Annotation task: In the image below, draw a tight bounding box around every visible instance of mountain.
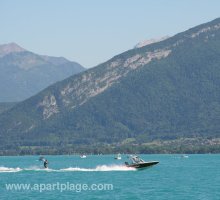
[0,42,25,57]
[134,36,169,48]
[0,102,16,114]
[0,43,84,102]
[1,18,220,154]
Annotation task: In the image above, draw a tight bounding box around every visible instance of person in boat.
[43,159,48,168]
[131,156,142,163]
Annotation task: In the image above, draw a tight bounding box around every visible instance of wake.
[0,166,57,173]
[60,165,136,172]
[0,165,136,173]
[0,166,22,173]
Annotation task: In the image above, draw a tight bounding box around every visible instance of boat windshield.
[131,156,144,164]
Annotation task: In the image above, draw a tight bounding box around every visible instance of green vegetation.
[1,138,220,155]
[1,18,220,155]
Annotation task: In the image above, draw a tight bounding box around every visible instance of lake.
[0,154,219,199]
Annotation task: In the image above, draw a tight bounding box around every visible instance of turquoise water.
[0,154,219,199]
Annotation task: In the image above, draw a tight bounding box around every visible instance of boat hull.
[126,161,159,169]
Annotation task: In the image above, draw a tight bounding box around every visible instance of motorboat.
[80,154,87,158]
[125,155,159,169]
[181,154,189,158]
[114,153,122,160]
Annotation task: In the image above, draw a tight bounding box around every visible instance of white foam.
[60,165,136,172]
[24,166,58,172]
[0,165,136,173]
[0,166,22,173]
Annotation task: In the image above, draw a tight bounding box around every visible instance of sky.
[0,0,220,68]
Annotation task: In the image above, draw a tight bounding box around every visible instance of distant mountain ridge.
[134,36,170,48]
[0,42,25,57]
[0,102,16,114]
[0,43,84,102]
[0,18,220,154]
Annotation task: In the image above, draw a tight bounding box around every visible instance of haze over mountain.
[1,18,220,154]
[0,42,25,57]
[0,43,84,102]
[0,102,16,114]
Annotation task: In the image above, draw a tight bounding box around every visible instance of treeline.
[1,142,220,156]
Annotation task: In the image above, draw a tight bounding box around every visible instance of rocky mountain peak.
[0,42,26,57]
[134,36,170,48]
